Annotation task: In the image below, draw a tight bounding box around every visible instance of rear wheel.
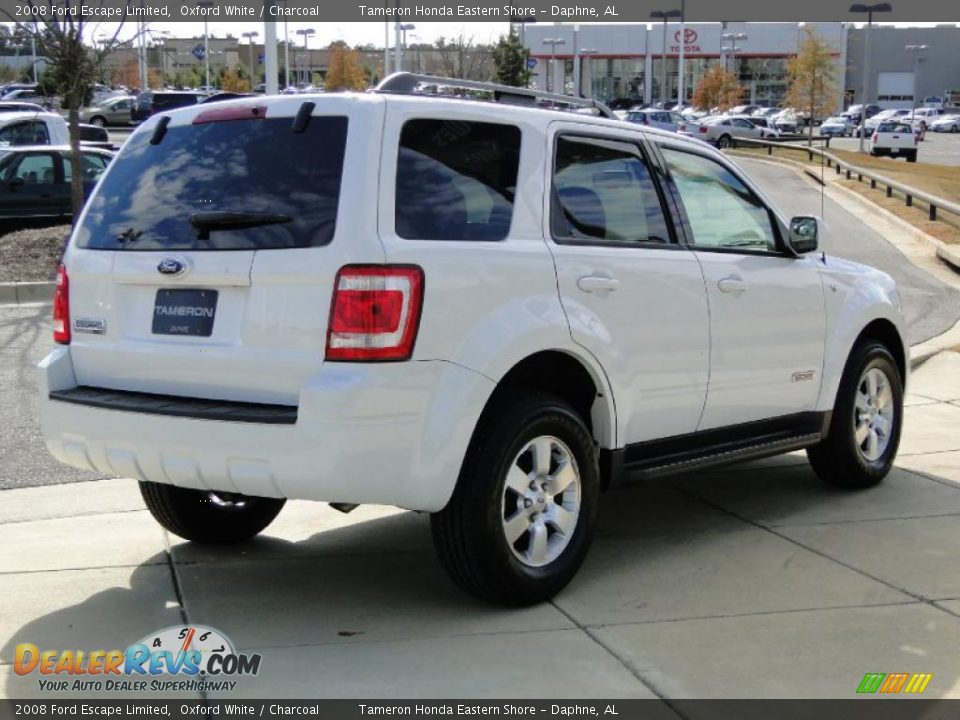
[717,134,732,149]
[139,481,285,543]
[431,393,599,606]
[807,342,903,489]
[906,151,918,163]
[89,116,106,127]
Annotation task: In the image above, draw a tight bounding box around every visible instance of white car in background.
[693,115,779,148]
[930,113,960,133]
[871,120,919,162]
[819,115,855,136]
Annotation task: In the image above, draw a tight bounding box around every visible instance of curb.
[0,281,55,306]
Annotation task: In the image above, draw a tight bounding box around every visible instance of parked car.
[771,110,801,133]
[79,95,135,127]
[729,104,762,116]
[871,121,918,162]
[922,96,946,110]
[696,115,776,147]
[0,112,69,147]
[1,89,55,109]
[39,83,908,606]
[77,124,114,151]
[905,107,942,132]
[0,83,38,99]
[623,109,686,132]
[819,115,855,136]
[854,109,911,137]
[0,101,45,114]
[0,145,113,220]
[131,91,206,122]
[930,114,960,133]
[843,103,881,122]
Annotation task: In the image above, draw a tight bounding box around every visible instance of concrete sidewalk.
[2,353,960,700]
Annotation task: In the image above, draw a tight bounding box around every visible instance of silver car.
[693,115,774,148]
[79,96,135,127]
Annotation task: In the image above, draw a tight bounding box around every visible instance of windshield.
[76,115,348,251]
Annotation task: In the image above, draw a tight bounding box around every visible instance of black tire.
[139,481,285,544]
[431,393,599,606]
[906,152,918,163]
[717,134,732,149]
[807,341,903,489]
[89,116,106,127]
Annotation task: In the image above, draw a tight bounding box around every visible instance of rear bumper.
[38,347,495,512]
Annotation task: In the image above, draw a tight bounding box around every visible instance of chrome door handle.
[718,277,748,294]
[577,276,620,293]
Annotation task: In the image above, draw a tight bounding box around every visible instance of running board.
[605,412,830,484]
[632,432,822,479]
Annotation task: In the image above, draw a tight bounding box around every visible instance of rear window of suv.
[395,119,521,241]
[76,115,347,251]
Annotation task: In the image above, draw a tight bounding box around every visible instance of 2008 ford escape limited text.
[39,74,907,606]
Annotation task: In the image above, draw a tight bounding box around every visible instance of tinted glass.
[552,135,671,245]
[662,148,778,253]
[77,116,347,251]
[4,153,55,184]
[396,119,520,241]
[64,153,110,182]
[0,121,49,146]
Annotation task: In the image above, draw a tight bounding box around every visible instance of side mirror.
[8,176,24,191]
[788,216,818,254]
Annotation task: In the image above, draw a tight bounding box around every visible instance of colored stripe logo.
[857,672,932,694]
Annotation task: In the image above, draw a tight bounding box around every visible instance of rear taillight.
[325,265,424,362]
[699,126,708,133]
[872,133,878,142]
[52,263,70,345]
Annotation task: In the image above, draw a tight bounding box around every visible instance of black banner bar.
[0,0,957,23]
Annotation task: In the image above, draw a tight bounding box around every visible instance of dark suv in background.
[131,91,206,122]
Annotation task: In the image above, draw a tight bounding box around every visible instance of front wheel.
[431,393,599,606]
[139,481,286,543]
[716,134,732,149]
[807,342,903,489]
[89,116,106,127]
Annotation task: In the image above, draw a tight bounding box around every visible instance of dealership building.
[523,22,960,111]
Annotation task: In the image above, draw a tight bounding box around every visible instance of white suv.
[39,75,907,606]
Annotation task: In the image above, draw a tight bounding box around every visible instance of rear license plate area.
[152,289,218,337]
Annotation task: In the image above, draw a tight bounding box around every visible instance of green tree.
[786,27,839,145]
[492,29,531,88]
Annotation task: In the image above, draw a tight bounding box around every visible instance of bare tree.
[1,2,137,217]
[424,35,493,81]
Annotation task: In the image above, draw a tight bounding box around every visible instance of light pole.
[398,23,415,72]
[851,3,892,152]
[197,0,214,89]
[295,28,315,87]
[242,31,259,88]
[677,0,686,107]
[651,9,682,104]
[284,1,290,89]
[905,44,928,121]
[542,38,565,93]
[579,48,597,99]
[154,30,171,87]
[721,32,747,73]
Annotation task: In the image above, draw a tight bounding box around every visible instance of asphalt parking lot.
[827,128,960,166]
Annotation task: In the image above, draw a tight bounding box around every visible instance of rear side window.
[76,116,347,251]
[551,135,671,245]
[395,119,520,241]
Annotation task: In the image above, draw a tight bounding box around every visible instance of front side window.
[552,135,671,245]
[662,147,779,253]
[395,119,520,241]
[5,153,55,184]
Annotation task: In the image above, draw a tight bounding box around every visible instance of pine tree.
[492,30,531,88]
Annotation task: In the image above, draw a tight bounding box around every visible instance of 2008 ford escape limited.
[39,74,907,605]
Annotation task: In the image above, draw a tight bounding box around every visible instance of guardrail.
[732,137,960,225]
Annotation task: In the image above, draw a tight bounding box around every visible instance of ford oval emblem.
[157,258,186,276]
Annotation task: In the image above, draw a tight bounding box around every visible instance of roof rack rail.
[374,72,617,120]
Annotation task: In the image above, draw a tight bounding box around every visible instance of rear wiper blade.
[189,211,292,239]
